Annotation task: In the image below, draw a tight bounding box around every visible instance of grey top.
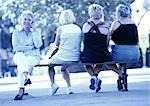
[12,27,43,57]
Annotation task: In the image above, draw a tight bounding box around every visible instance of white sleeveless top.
[53,24,82,61]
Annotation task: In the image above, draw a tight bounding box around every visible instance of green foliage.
[0,0,131,39]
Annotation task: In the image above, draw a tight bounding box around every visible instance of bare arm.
[110,21,120,35]
[82,23,91,33]
[49,27,61,58]
[54,27,61,47]
[99,25,111,45]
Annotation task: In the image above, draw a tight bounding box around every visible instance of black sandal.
[122,73,128,91]
[117,76,123,91]
[24,78,32,86]
[23,92,28,95]
[14,88,24,100]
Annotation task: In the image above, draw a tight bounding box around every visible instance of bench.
[9,60,141,91]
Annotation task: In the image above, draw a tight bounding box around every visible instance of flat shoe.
[24,79,32,86]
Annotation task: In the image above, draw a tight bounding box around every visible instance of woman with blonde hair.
[12,10,42,100]
[48,9,82,95]
[110,4,140,91]
[81,4,111,92]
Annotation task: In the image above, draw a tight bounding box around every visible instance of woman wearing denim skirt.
[110,4,140,91]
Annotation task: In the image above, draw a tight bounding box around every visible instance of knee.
[48,66,54,71]
[13,52,26,64]
[95,65,102,69]
[61,68,66,72]
[61,66,67,72]
[85,65,92,69]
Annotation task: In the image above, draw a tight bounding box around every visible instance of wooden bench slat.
[9,60,137,67]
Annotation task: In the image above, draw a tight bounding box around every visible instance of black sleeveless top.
[81,21,111,63]
[111,21,139,45]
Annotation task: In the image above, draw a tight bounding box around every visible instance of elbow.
[35,42,43,48]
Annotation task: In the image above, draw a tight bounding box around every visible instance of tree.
[0,0,134,47]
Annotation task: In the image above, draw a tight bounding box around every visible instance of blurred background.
[0,0,149,78]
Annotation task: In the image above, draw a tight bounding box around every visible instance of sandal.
[24,78,32,86]
[14,88,24,100]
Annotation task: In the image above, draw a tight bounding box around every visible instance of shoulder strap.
[87,21,101,34]
[87,21,95,27]
[96,22,105,26]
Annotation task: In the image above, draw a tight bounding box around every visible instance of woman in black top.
[110,4,140,61]
[110,4,140,90]
[81,4,111,92]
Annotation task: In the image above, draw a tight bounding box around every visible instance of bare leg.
[48,66,55,85]
[94,65,102,92]
[108,64,128,91]
[94,65,102,76]
[61,66,73,94]
[61,66,71,87]
[119,64,128,91]
[85,65,94,77]
[107,64,123,78]
[119,64,125,74]
[48,66,59,95]
[85,65,99,91]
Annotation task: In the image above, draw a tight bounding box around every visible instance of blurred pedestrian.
[0,22,12,78]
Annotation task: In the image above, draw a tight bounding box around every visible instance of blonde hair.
[59,9,76,25]
[116,4,131,18]
[88,4,104,20]
[19,10,34,24]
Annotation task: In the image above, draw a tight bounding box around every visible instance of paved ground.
[0,67,150,106]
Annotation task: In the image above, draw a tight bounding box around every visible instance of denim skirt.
[111,45,140,61]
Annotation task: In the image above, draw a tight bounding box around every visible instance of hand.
[30,22,36,32]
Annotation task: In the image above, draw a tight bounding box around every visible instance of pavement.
[0,67,150,106]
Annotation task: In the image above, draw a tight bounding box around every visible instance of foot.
[24,78,32,86]
[89,77,96,90]
[14,88,24,100]
[95,79,102,92]
[23,93,28,95]
[122,73,128,91]
[117,77,123,91]
[51,83,59,95]
[66,87,73,94]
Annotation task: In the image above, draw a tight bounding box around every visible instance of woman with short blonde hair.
[116,4,131,18]
[12,10,42,100]
[88,4,104,20]
[81,4,111,92]
[110,4,140,91]
[19,10,35,25]
[59,9,76,25]
[48,9,82,95]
